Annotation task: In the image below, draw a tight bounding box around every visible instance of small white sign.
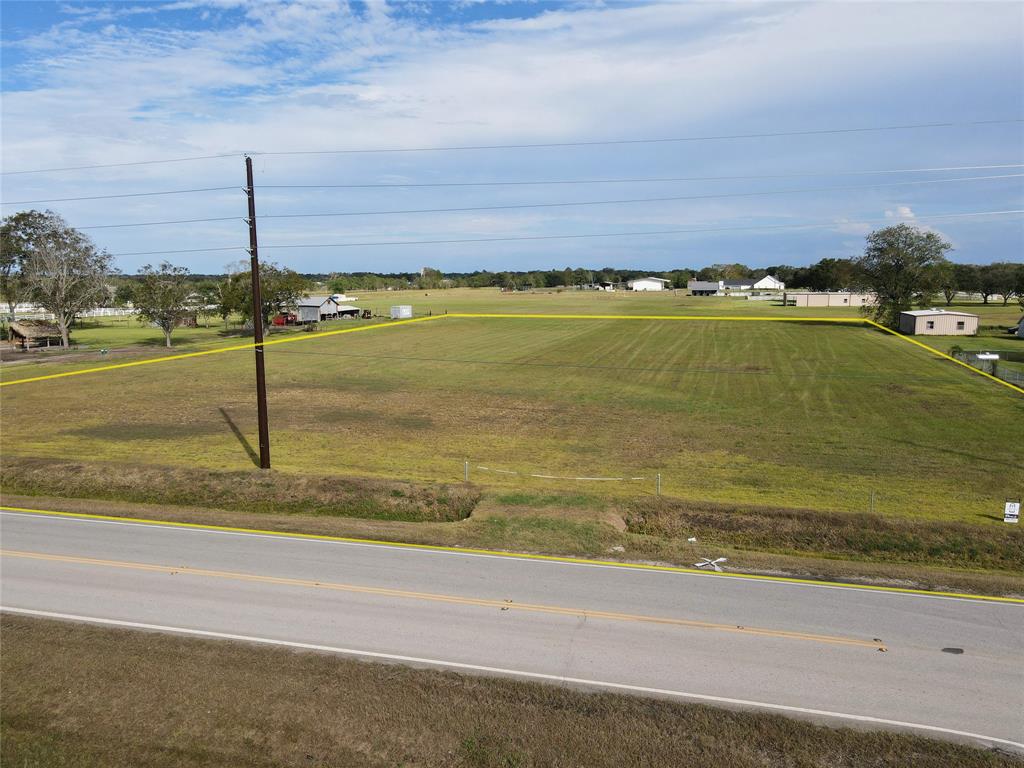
[1005,500,1021,524]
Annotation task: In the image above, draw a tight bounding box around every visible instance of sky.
[1,0,1022,275]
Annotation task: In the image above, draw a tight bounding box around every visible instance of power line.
[75,173,1024,230]
[1,186,239,205]
[4,118,1021,176]
[107,209,1024,257]
[254,119,1024,156]
[7,163,1021,207]
[259,173,1024,222]
[1,152,240,177]
[256,163,1024,190]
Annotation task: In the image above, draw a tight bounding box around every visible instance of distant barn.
[296,296,338,323]
[627,277,670,292]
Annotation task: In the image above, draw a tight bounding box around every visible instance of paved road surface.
[1,509,1021,750]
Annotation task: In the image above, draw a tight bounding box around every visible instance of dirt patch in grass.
[623,497,1024,572]
[1,456,479,523]
[3,615,1019,768]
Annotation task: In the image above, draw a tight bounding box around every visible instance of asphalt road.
[1,509,1021,750]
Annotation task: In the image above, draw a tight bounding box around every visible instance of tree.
[979,262,1019,306]
[416,267,444,290]
[21,214,112,347]
[229,262,311,328]
[854,224,952,329]
[952,263,980,301]
[1,210,59,316]
[192,280,221,328]
[112,279,136,308]
[934,261,957,305]
[132,262,193,347]
[805,258,861,291]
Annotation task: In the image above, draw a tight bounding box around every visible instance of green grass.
[2,313,1021,528]
[346,287,1024,323]
[4,615,1019,768]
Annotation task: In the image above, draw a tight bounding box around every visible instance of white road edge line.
[0,510,1016,607]
[3,605,1022,752]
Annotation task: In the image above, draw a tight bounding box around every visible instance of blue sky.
[1,0,1022,274]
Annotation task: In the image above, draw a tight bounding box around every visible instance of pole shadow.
[219,407,259,467]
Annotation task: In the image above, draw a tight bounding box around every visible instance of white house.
[627,277,671,292]
[688,275,784,295]
[753,275,785,291]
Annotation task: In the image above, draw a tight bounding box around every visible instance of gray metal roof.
[688,281,720,291]
[900,309,978,317]
[297,296,335,307]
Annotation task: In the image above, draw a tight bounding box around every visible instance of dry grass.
[623,497,1024,571]
[2,615,1020,768]
[1,456,480,523]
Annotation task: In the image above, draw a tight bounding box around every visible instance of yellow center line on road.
[0,549,884,650]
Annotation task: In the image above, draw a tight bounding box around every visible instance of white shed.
[898,309,979,336]
[627,277,671,292]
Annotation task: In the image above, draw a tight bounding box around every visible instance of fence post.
[870,489,875,515]
[656,473,662,496]
[464,460,469,483]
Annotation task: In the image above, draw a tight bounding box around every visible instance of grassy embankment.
[2,615,1019,768]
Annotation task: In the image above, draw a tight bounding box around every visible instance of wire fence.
[951,350,1024,388]
[466,461,661,494]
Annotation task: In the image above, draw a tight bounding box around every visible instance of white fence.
[3,306,136,321]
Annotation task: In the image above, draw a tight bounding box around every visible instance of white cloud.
[1,1,1020,271]
[885,205,917,220]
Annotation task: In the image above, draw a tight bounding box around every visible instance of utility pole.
[246,155,271,469]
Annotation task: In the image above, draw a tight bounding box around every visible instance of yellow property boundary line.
[2,311,1019,394]
[1,506,1021,604]
[861,318,1024,395]
[0,314,444,388]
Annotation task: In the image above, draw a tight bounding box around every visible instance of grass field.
[3,314,1021,520]
[3,615,1019,768]
[9,287,1023,353]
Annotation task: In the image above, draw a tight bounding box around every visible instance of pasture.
[2,312,1021,526]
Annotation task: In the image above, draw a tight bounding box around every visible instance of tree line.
[3,209,1022,349]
